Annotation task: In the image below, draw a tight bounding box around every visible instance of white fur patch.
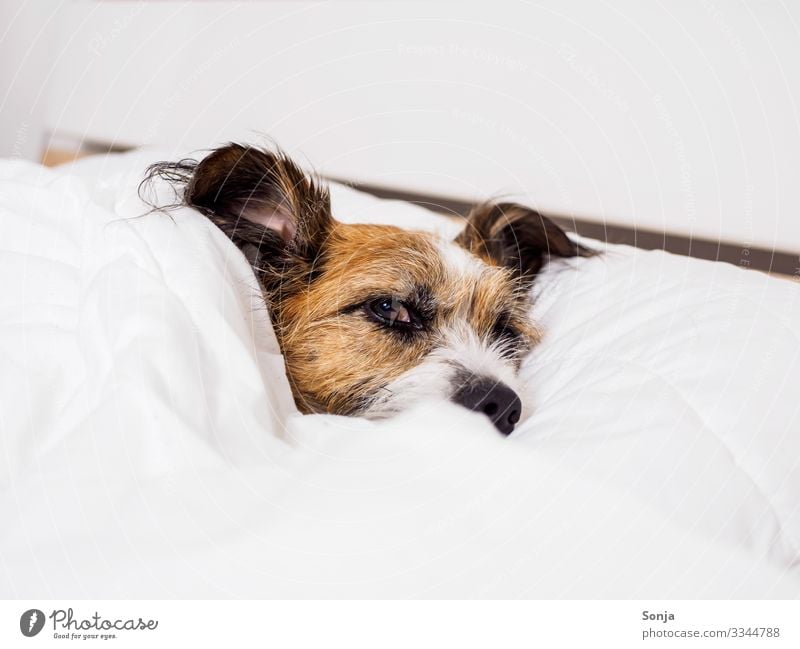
[363,322,524,419]
[437,239,486,280]
[437,322,522,391]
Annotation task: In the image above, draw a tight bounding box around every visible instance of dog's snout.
[453,378,522,435]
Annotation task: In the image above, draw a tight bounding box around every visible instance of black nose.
[452,378,522,435]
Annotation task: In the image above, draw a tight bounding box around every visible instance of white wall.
[39,1,800,252]
[0,1,63,160]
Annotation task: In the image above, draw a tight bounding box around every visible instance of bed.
[1,150,798,598]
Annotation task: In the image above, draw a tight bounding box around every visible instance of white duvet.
[0,151,798,598]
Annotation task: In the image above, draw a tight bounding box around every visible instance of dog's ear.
[185,144,332,263]
[455,202,586,282]
[143,143,334,296]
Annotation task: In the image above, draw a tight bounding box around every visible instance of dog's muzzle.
[452,377,522,435]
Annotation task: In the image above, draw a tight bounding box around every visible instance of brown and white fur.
[143,143,587,434]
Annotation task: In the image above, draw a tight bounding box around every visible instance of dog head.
[145,144,585,434]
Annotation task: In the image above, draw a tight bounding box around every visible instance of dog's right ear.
[143,143,333,290]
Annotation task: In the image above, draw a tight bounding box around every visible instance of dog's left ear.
[455,202,587,281]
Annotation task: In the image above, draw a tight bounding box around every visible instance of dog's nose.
[453,378,522,435]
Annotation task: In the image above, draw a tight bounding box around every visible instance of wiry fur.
[141,143,586,427]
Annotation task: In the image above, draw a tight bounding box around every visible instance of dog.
[143,143,587,434]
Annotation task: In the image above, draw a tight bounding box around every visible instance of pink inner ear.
[243,207,297,244]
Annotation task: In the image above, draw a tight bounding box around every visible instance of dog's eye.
[365,297,423,330]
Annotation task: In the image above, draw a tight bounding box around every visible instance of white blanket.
[1,151,798,598]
